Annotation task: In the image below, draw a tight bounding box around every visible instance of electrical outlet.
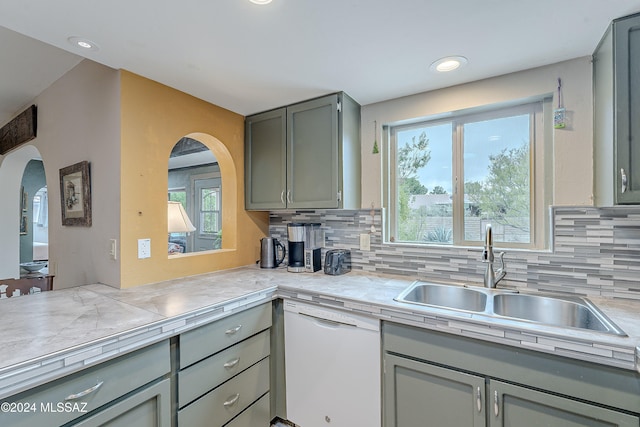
[138,238,151,259]
[360,233,371,251]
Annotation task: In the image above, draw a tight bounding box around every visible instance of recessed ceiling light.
[430,56,468,73]
[249,0,272,4]
[67,36,99,52]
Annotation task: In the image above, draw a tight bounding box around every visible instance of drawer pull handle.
[476,386,482,413]
[621,168,628,193]
[223,358,240,369]
[223,393,240,408]
[225,325,242,335]
[494,390,499,417]
[65,381,104,401]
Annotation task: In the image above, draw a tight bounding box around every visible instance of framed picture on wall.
[59,161,92,226]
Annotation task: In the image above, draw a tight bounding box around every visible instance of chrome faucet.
[482,224,506,288]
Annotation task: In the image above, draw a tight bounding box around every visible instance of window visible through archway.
[168,137,222,254]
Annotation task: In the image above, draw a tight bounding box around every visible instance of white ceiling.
[2,0,640,127]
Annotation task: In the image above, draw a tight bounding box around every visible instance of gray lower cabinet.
[177,303,272,427]
[384,353,485,427]
[490,380,638,427]
[245,92,361,210]
[594,12,640,205]
[0,341,171,427]
[383,322,640,427]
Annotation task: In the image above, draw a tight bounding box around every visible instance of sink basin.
[395,282,487,313]
[494,293,626,335]
[394,281,626,336]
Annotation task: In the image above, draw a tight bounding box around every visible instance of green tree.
[430,185,447,195]
[403,177,428,195]
[465,144,530,232]
[397,131,431,240]
[398,131,431,180]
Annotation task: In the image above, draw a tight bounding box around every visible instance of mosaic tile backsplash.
[269,206,640,300]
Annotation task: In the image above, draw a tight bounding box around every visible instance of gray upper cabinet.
[594,13,640,205]
[245,92,361,210]
[245,108,287,210]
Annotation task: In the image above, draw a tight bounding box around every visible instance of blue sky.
[397,114,530,194]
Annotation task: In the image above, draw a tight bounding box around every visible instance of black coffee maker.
[287,223,305,272]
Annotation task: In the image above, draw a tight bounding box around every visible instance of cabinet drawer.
[1,341,170,427]
[71,378,171,427]
[179,303,272,369]
[177,356,270,427]
[225,392,270,427]
[178,329,270,407]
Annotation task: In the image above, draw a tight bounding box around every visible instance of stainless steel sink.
[395,282,487,313]
[493,293,626,335]
[395,281,626,336]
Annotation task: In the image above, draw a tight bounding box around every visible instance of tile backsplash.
[269,206,640,300]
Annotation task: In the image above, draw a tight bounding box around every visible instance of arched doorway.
[0,145,48,279]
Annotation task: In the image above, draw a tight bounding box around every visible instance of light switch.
[138,238,151,259]
[109,239,117,260]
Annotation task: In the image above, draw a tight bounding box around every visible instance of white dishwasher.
[284,300,381,427]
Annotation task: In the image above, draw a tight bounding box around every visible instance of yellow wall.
[119,71,268,288]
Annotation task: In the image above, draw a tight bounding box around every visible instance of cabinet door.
[72,379,171,427]
[384,353,486,427]
[245,108,287,210]
[489,380,639,427]
[287,94,339,209]
[615,14,640,204]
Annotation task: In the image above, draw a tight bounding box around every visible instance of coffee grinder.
[304,223,323,272]
[287,223,306,272]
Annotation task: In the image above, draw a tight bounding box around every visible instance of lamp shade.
[168,201,196,233]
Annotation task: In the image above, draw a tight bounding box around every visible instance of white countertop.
[0,265,638,399]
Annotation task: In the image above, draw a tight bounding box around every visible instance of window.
[385,100,550,249]
[199,186,221,236]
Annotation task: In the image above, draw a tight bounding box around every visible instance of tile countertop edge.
[277,285,640,373]
[0,286,277,400]
[1,266,639,400]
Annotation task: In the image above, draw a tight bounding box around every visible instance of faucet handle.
[496,251,506,273]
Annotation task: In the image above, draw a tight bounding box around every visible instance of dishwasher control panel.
[283,300,379,331]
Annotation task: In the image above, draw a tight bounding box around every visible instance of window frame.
[383,98,552,250]
[198,185,221,237]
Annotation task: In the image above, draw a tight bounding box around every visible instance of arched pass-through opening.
[179,132,237,252]
[0,145,46,279]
